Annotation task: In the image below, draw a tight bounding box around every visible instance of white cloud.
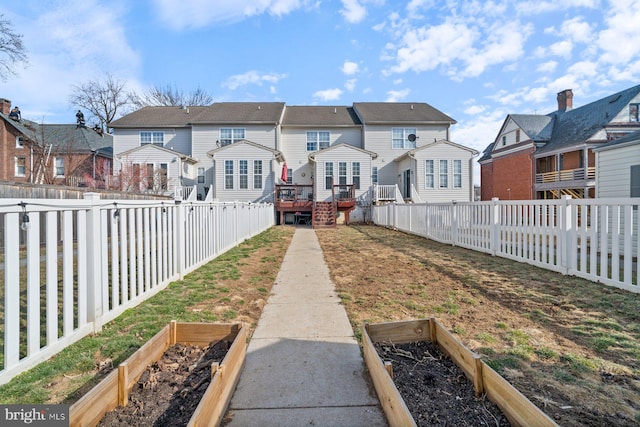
[345,79,357,92]
[561,17,594,43]
[340,0,367,23]
[341,61,360,75]
[597,0,640,64]
[386,89,410,102]
[223,71,287,90]
[548,40,573,58]
[393,78,403,84]
[537,61,558,74]
[151,0,305,30]
[313,88,343,101]
[517,0,599,15]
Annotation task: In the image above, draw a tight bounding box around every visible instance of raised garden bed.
[363,318,559,427]
[70,321,247,427]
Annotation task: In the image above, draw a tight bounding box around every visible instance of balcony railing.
[373,184,403,203]
[333,184,355,201]
[275,185,313,203]
[535,167,596,184]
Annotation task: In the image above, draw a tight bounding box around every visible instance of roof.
[307,142,377,161]
[394,139,479,162]
[353,102,456,125]
[537,84,640,154]
[1,113,113,157]
[478,142,495,163]
[207,139,284,161]
[282,106,361,127]
[109,106,209,128]
[593,128,640,152]
[192,102,285,124]
[509,114,554,141]
[116,144,198,163]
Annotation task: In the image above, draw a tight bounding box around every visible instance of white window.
[15,157,26,176]
[254,160,263,189]
[306,131,330,151]
[338,162,347,186]
[286,168,292,185]
[425,160,434,188]
[502,135,507,146]
[159,163,168,190]
[630,104,639,122]
[453,160,462,188]
[325,162,333,190]
[439,160,448,188]
[16,136,24,148]
[140,131,164,146]
[239,160,248,189]
[352,162,360,190]
[372,166,378,184]
[392,128,417,149]
[225,160,233,189]
[220,128,245,146]
[55,157,65,177]
[197,167,205,183]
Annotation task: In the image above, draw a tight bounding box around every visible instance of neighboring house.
[110,101,476,227]
[480,84,640,200]
[0,98,112,187]
[593,129,640,198]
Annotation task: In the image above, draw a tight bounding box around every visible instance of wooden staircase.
[312,201,336,229]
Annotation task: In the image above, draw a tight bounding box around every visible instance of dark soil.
[375,340,510,426]
[98,341,230,427]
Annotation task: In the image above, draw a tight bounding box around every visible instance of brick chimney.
[0,98,11,115]
[557,89,573,112]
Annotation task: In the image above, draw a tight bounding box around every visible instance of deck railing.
[373,197,639,294]
[535,166,596,184]
[275,185,313,202]
[373,184,403,203]
[0,194,274,384]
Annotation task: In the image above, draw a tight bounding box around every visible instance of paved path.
[225,228,387,426]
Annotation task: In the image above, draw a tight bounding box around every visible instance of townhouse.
[110,102,478,227]
[480,84,640,200]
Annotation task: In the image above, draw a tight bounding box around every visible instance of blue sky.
[1,0,640,161]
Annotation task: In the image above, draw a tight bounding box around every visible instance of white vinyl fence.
[373,196,639,294]
[0,193,274,384]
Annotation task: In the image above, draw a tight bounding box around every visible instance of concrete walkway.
[225,228,387,426]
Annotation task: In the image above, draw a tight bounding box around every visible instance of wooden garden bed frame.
[70,321,247,427]
[363,318,559,427]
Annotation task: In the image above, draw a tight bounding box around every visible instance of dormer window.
[630,103,639,122]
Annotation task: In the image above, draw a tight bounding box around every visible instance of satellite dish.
[407,133,417,142]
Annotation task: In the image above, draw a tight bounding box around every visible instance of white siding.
[597,143,640,198]
[211,143,277,203]
[280,127,362,186]
[113,128,192,156]
[191,125,277,195]
[610,93,640,123]
[496,118,523,148]
[364,124,449,185]
[312,145,373,202]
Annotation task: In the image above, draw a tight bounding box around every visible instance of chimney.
[557,89,573,112]
[0,98,11,115]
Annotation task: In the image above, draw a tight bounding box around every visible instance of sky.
[1,0,640,176]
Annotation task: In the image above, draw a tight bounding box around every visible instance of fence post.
[84,192,104,332]
[560,195,573,274]
[452,201,458,246]
[491,198,500,256]
[175,198,186,280]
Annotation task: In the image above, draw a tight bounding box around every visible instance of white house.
[110,101,477,227]
[593,129,640,198]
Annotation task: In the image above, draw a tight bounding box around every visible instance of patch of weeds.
[553,368,578,383]
[442,301,459,315]
[508,345,534,360]
[591,336,618,352]
[535,347,558,360]
[526,309,551,323]
[476,332,497,344]
[476,347,496,356]
[257,287,268,294]
[507,329,530,346]
[223,310,237,320]
[485,355,521,372]
[495,322,508,329]
[339,293,353,302]
[452,326,466,335]
[432,306,444,313]
[220,297,231,303]
[561,353,599,374]
[218,286,230,293]
[403,300,422,311]
[583,318,623,332]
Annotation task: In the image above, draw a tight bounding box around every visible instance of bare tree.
[0,14,28,81]
[131,84,214,108]
[69,73,132,131]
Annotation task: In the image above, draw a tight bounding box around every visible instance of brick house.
[479,84,640,200]
[0,98,113,187]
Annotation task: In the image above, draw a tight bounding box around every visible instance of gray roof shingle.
[353,102,456,124]
[109,106,209,128]
[282,106,361,126]
[192,102,285,124]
